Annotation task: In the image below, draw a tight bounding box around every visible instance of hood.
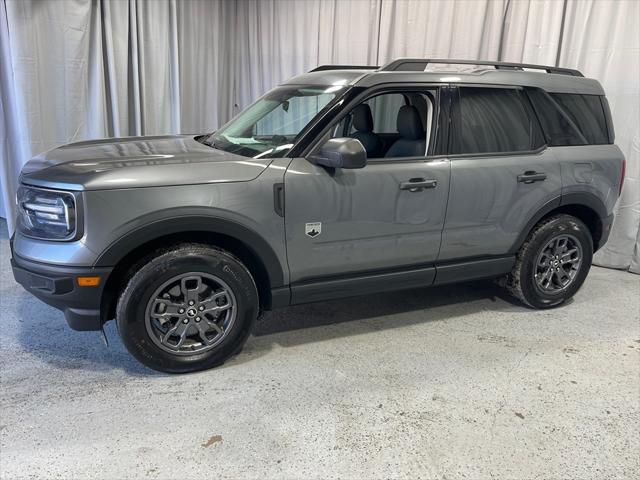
[20,135,272,191]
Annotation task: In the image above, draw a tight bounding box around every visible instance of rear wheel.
[507,214,593,309]
[116,244,259,373]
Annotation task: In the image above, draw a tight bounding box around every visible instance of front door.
[284,88,451,296]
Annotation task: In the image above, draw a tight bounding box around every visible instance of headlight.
[17,186,77,240]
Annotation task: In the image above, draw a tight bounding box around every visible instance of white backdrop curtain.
[0,0,234,223]
[1,0,638,272]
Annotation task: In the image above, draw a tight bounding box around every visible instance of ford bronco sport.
[11,59,625,373]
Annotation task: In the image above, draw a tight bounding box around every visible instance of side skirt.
[278,256,515,307]
[290,265,436,305]
[433,256,515,286]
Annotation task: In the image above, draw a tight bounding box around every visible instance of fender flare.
[94,215,285,288]
[559,192,607,218]
[507,192,607,255]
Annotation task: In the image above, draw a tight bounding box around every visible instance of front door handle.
[399,178,437,192]
[517,171,547,184]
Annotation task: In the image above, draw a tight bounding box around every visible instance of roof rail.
[309,65,379,72]
[379,58,583,77]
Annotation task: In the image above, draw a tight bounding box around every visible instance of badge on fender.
[305,222,321,238]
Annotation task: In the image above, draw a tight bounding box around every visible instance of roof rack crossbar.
[379,58,583,77]
[310,65,379,72]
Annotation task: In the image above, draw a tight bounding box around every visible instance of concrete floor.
[1,220,639,480]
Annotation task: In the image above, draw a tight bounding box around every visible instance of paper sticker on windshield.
[305,222,321,238]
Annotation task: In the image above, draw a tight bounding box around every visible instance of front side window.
[205,85,345,158]
[450,87,543,155]
[332,90,435,159]
[363,93,407,134]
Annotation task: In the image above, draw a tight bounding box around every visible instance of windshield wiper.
[202,137,222,150]
[196,132,220,148]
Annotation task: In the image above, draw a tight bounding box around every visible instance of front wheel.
[507,214,593,309]
[116,244,259,373]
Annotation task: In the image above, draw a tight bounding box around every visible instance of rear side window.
[550,93,609,145]
[526,89,586,146]
[527,89,610,146]
[450,87,544,155]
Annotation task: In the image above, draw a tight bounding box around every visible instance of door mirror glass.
[311,138,367,169]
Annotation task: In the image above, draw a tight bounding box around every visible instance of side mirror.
[311,138,367,169]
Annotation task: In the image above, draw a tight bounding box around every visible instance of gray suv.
[11,59,626,373]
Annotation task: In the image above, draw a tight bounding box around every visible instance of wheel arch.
[97,216,286,323]
[509,192,607,255]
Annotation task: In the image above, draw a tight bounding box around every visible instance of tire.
[116,244,259,373]
[506,214,593,309]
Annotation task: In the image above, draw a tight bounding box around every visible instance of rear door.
[439,85,562,261]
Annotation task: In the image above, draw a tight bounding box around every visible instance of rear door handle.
[517,171,547,184]
[399,178,437,192]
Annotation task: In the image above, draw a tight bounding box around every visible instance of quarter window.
[550,93,609,145]
[526,89,586,146]
[450,87,543,155]
[526,89,610,146]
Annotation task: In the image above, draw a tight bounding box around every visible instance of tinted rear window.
[527,89,610,146]
[450,87,543,155]
[550,93,609,145]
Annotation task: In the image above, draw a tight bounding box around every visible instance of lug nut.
[182,318,189,324]
[189,300,195,306]
[178,308,185,314]
[199,305,204,311]
[195,317,201,322]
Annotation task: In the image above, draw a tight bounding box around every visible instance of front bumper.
[11,251,112,331]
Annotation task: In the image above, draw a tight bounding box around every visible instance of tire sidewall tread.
[507,214,593,309]
[116,244,258,373]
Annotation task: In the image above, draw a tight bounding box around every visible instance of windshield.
[204,85,346,158]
